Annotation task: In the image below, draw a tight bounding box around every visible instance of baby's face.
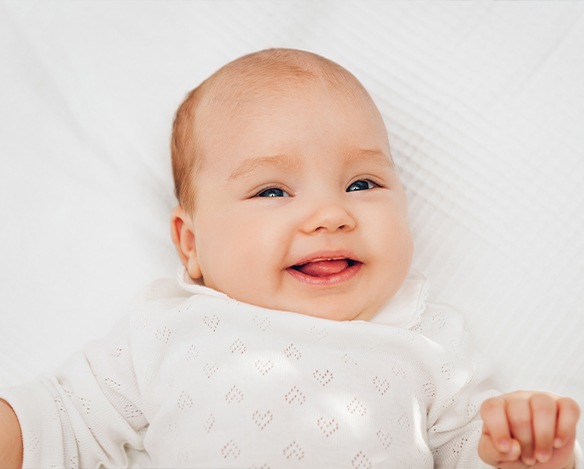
[185,79,413,321]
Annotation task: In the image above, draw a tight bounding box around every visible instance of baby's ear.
[170,206,203,280]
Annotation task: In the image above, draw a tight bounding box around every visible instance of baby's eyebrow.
[344,148,394,168]
[228,154,301,181]
[227,149,393,181]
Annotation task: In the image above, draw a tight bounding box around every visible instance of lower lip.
[286,262,363,286]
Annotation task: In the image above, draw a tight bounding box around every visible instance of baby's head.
[171,48,413,321]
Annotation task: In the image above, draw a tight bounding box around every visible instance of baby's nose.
[300,201,356,234]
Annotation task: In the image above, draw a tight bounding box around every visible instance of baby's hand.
[479,391,580,469]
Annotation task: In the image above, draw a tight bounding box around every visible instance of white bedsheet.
[1,0,583,454]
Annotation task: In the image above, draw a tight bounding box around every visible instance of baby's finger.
[555,397,581,449]
[507,397,535,465]
[530,394,557,463]
[478,432,522,467]
[481,397,514,453]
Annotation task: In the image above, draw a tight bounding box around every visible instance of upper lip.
[288,250,362,268]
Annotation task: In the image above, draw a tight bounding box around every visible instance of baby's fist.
[478,391,580,469]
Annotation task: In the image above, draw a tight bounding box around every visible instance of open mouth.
[291,258,359,277]
[287,255,363,285]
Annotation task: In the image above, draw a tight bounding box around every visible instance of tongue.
[296,259,349,277]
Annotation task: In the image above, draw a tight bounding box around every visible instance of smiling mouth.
[287,256,363,285]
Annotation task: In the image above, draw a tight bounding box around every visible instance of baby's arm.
[479,391,581,469]
[0,399,23,469]
[0,316,149,467]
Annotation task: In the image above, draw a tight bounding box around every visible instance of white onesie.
[1,269,499,468]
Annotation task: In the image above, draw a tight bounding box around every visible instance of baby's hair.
[171,48,374,213]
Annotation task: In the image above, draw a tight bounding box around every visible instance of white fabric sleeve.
[0,319,148,468]
[421,302,584,469]
[418,302,499,468]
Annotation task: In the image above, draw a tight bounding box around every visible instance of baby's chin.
[208,281,390,322]
[256,296,383,322]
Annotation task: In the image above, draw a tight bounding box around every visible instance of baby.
[0,48,580,468]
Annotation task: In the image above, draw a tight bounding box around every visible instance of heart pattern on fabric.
[225,385,244,404]
[373,376,391,395]
[284,386,306,405]
[221,440,240,459]
[203,315,220,332]
[317,417,339,437]
[255,360,274,376]
[253,315,271,331]
[283,441,304,460]
[313,369,334,386]
[253,410,273,430]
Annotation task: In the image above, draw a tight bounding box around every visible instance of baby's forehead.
[202,51,368,109]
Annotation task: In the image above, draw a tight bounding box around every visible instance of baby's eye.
[346,180,377,192]
[256,187,290,198]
